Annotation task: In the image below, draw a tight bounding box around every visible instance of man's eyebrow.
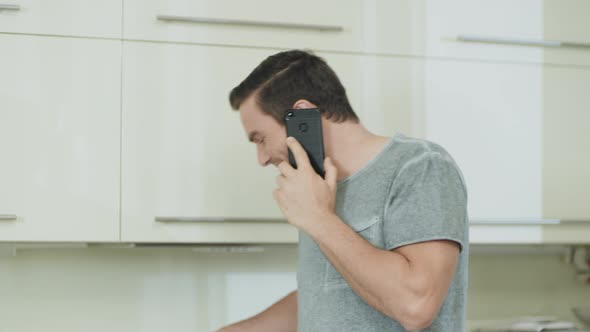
[248,131,260,142]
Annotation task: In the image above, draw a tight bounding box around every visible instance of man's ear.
[292,99,318,109]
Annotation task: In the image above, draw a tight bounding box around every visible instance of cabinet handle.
[0,4,20,10]
[156,15,343,32]
[155,216,285,223]
[457,34,590,49]
[557,219,590,225]
[0,215,18,221]
[470,219,560,225]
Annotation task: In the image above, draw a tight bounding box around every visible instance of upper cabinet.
[541,2,590,67]
[1,0,588,244]
[120,42,414,243]
[0,35,121,242]
[424,0,546,63]
[423,58,590,226]
[122,0,590,66]
[423,0,590,66]
[122,0,424,55]
[542,65,590,222]
[121,42,285,243]
[423,59,544,222]
[0,0,122,38]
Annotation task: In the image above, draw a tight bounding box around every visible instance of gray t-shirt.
[297,133,469,332]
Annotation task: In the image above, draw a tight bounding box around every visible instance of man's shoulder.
[389,134,465,185]
[390,134,455,164]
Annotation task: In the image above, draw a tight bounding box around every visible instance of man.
[219,50,468,332]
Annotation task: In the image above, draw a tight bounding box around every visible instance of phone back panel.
[285,108,325,177]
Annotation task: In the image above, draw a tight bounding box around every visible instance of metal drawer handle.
[470,219,560,225]
[155,216,285,223]
[0,4,20,11]
[457,34,590,49]
[0,215,18,221]
[156,15,343,32]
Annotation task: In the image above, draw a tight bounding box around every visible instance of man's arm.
[217,290,297,332]
[312,215,459,332]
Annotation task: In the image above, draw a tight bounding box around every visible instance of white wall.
[0,246,297,332]
[1,246,590,331]
[467,248,590,330]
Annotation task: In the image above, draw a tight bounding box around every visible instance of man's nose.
[257,146,271,167]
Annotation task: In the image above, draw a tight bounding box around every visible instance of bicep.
[393,240,460,302]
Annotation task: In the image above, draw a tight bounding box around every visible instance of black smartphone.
[284,108,325,177]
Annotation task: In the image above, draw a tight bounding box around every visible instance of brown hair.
[229,50,358,124]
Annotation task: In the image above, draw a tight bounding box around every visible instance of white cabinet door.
[121,43,288,243]
[423,57,590,228]
[0,0,122,38]
[326,55,419,139]
[424,60,544,222]
[424,0,545,64]
[542,65,590,222]
[121,44,415,243]
[542,1,590,67]
[123,0,425,55]
[423,0,590,66]
[0,35,121,242]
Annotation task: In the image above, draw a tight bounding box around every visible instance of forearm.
[218,290,297,332]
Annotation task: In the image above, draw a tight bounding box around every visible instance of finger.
[272,189,286,211]
[277,161,295,177]
[275,174,286,188]
[286,137,312,170]
[324,157,338,194]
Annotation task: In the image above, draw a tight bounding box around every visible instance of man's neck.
[322,119,390,181]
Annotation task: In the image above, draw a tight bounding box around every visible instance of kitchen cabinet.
[542,65,590,222]
[541,0,590,67]
[423,0,590,66]
[0,0,121,38]
[121,42,286,243]
[2,0,589,245]
[123,0,424,56]
[122,0,590,66]
[0,35,121,241]
[423,57,590,243]
[424,59,544,223]
[120,42,413,242]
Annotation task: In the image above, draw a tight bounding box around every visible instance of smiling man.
[218,50,469,332]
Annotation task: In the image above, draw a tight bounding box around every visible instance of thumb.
[324,157,338,194]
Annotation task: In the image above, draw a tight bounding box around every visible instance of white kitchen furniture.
[0,35,121,242]
[122,0,426,55]
[0,0,121,38]
[120,42,413,242]
[1,0,589,244]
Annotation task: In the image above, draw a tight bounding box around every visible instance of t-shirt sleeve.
[383,150,468,251]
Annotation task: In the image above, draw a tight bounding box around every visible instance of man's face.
[239,94,288,167]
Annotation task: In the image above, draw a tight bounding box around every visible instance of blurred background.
[1,0,589,331]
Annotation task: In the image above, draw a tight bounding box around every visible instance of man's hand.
[273,137,338,235]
